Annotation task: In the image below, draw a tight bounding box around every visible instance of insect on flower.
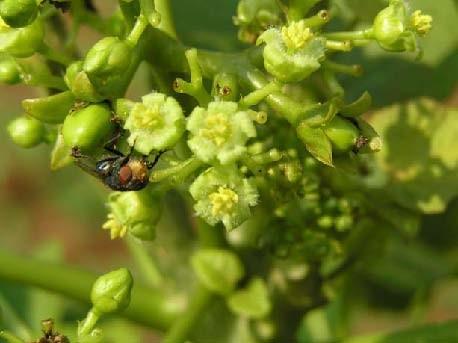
[71,134,163,191]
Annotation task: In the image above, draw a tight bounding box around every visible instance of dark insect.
[33,318,69,343]
[71,146,163,192]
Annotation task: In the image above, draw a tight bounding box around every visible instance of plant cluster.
[1,0,447,342]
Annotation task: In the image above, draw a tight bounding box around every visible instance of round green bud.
[0,0,38,28]
[7,115,45,148]
[0,56,20,84]
[90,268,133,314]
[62,103,114,153]
[83,37,133,97]
[324,116,360,153]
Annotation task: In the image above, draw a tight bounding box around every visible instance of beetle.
[71,145,163,192]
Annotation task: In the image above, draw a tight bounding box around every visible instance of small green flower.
[257,21,326,83]
[187,101,256,165]
[124,92,185,155]
[410,10,432,36]
[103,189,162,241]
[0,54,20,84]
[373,0,432,52]
[190,166,259,230]
[0,16,44,57]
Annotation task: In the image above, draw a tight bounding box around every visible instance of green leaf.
[296,123,333,166]
[369,98,458,213]
[191,249,245,295]
[227,278,271,319]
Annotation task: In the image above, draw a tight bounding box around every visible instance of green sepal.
[0,0,38,28]
[65,61,104,102]
[22,91,75,124]
[296,122,333,166]
[341,91,372,117]
[300,99,339,127]
[191,248,245,295]
[62,103,114,153]
[50,130,73,170]
[227,278,271,319]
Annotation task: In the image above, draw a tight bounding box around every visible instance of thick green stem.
[155,0,177,38]
[161,285,213,343]
[0,250,182,331]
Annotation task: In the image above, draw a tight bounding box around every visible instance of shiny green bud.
[83,37,133,96]
[0,16,44,57]
[0,0,38,28]
[62,103,114,153]
[7,115,45,148]
[323,116,360,153]
[90,268,133,314]
[0,56,20,84]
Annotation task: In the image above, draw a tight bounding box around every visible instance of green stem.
[155,0,177,38]
[126,15,149,45]
[125,236,163,288]
[38,45,72,66]
[239,81,281,108]
[0,331,25,343]
[288,0,323,21]
[78,308,101,337]
[302,9,330,28]
[0,250,182,331]
[161,285,213,343]
[150,156,204,185]
[323,60,362,77]
[324,28,374,41]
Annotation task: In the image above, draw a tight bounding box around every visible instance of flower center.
[281,21,313,51]
[132,103,164,130]
[209,186,239,217]
[102,213,127,240]
[410,10,432,36]
[200,114,232,146]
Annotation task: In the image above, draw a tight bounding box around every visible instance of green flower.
[124,92,185,155]
[0,16,43,57]
[187,101,256,165]
[257,21,326,83]
[103,189,162,241]
[189,166,259,230]
[373,0,432,52]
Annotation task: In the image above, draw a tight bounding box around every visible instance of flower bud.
[257,21,326,82]
[0,16,44,57]
[0,0,38,28]
[62,103,114,153]
[90,268,133,314]
[83,37,133,97]
[323,116,360,153]
[7,115,45,148]
[123,92,185,155]
[234,0,282,44]
[65,61,104,102]
[103,190,162,241]
[187,101,256,165]
[0,55,20,84]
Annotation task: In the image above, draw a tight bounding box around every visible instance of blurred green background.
[0,0,457,342]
